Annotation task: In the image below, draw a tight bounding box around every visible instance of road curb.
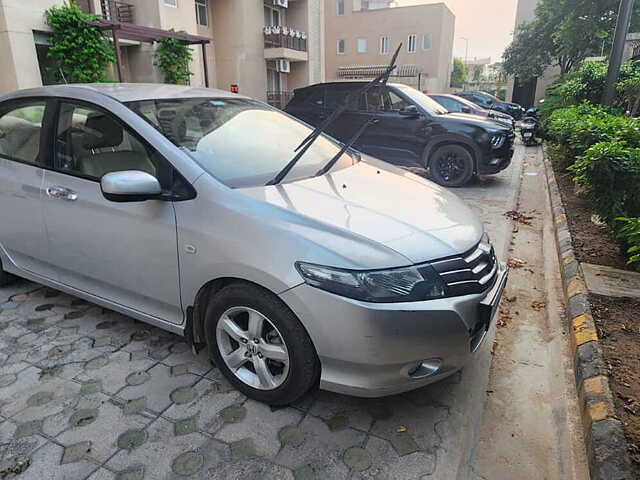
[542,146,633,480]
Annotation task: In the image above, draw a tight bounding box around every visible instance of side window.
[54,102,158,181]
[0,102,46,165]
[306,88,325,107]
[325,87,363,111]
[436,97,459,112]
[364,87,384,112]
[386,90,409,111]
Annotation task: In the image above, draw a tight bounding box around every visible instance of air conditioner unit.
[273,0,288,8]
[276,59,290,73]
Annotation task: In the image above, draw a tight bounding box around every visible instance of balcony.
[263,26,308,62]
[267,91,293,110]
[100,0,135,24]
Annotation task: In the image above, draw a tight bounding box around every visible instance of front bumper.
[478,134,515,175]
[280,262,508,397]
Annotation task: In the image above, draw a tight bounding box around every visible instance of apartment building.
[324,0,455,93]
[506,0,558,105]
[0,0,325,106]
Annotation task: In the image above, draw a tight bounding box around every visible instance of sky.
[396,0,518,63]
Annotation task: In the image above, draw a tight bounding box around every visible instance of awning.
[337,64,423,78]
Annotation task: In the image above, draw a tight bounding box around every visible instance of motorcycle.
[520,107,540,146]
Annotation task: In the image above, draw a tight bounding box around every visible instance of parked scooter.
[520,107,540,146]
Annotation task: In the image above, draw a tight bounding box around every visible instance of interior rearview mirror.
[399,105,420,117]
[101,170,162,203]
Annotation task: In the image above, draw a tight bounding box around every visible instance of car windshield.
[125,97,354,188]
[451,95,483,110]
[394,85,449,115]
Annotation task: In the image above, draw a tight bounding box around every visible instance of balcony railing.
[264,26,307,52]
[267,91,293,110]
[100,0,135,23]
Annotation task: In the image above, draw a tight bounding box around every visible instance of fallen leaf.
[505,295,517,303]
[504,210,534,225]
[531,301,546,311]
[507,258,527,268]
[395,425,407,433]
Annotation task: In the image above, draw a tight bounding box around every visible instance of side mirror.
[399,105,420,117]
[461,106,472,114]
[101,170,162,203]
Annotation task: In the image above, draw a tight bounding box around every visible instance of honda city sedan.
[0,84,507,405]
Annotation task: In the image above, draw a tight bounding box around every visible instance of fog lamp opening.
[405,359,442,379]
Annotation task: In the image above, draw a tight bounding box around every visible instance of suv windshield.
[126,97,354,188]
[393,85,449,116]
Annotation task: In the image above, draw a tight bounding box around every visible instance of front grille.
[431,240,498,297]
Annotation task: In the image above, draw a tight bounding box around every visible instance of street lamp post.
[602,0,636,105]
[460,37,470,90]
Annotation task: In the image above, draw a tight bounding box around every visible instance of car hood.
[442,112,509,131]
[239,158,483,264]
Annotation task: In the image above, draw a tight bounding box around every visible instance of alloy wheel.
[215,306,290,390]
[436,151,465,182]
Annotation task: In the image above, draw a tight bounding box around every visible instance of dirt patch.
[549,149,631,270]
[591,295,640,475]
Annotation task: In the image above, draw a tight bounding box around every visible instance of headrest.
[82,113,123,149]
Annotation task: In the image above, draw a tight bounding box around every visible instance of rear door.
[41,100,183,324]
[0,99,57,279]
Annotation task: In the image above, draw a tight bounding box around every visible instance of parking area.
[0,146,524,480]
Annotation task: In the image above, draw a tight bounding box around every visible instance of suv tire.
[428,144,474,187]
[205,282,319,405]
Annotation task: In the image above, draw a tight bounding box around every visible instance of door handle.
[46,186,78,202]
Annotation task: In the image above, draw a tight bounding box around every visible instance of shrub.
[44,2,115,83]
[569,140,640,223]
[544,103,640,159]
[616,217,640,265]
[154,33,193,85]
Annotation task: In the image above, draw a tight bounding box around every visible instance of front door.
[0,99,57,279]
[41,101,183,323]
[356,86,425,165]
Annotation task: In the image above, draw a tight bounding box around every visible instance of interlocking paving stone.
[75,350,156,395]
[172,451,205,475]
[163,378,245,434]
[118,363,198,413]
[275,414,366,479]
[13,441,96,479]
[126,371,151,386]
[60,440,92,464]
[279,425,305,447]
[216,400,303,459]
[352,436,436,479]
[343,446,372,472]
[174,416,198,436]
[106,417,210,478]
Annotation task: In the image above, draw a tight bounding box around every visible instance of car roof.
[0,83,249,104]
[296,81,407,91]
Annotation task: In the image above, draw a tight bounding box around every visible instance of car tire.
[205,282,320,405]
[428,144,475,187]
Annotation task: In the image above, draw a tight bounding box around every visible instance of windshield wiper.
[265,44,402,186]
[315,118,379,176]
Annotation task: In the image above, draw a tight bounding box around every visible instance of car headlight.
[490,133,506,149]
[295,262,446,303]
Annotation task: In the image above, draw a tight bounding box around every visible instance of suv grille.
[431,240,498,297]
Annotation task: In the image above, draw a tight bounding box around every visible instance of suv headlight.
[295,262,446,303]
[490,133,506,149]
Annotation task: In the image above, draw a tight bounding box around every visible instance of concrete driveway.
[0,145,536,480]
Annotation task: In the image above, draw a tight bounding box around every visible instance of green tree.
[154,32,193,85]
[472,65,483,82]
[44,1,115,83]
[503,0,640,81]
[451,58,467,86]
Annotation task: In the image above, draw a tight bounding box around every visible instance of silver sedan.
[0,84,507,405]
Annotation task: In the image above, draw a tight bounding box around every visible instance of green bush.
[544,103,640,159]
[154,32,193,85]
[569,140,640,223]
[45,2,115,83]
[616,217,640,265]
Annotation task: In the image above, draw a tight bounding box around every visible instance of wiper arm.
[266,44,402,186]
[315,118,378,177]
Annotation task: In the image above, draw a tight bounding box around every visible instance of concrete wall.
[0,0,60,95]
[324,0,455,93]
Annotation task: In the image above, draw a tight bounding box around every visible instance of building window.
[336,0,344,16]
[379,36,389,55]
[195,0,207,26]
[407,34,417,53]
[267,68,282,93]
[356,38,367,53]
[163,0,177,7]
[264,5,282,26]
[422,33,432,50]
[337,39,346,54]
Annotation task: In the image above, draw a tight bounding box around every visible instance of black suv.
[455,91,525,120]
[285,82,514,187]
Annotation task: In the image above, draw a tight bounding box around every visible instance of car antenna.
[265,43,402,186]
